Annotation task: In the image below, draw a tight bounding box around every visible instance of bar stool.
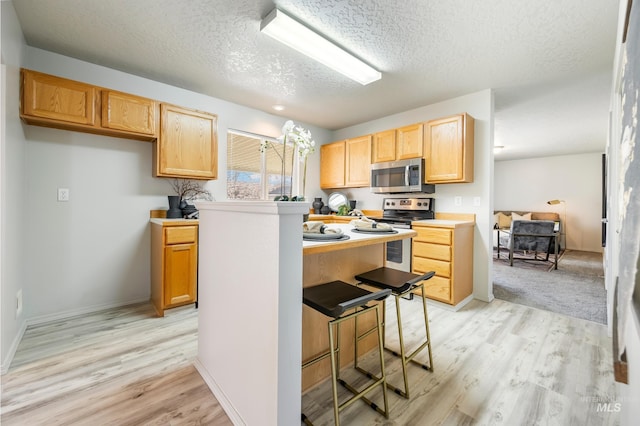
[354,267,436,399]
[302,280,392,426]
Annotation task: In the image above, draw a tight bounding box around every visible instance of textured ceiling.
[11,0,619,160]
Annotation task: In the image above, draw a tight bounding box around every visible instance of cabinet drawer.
[422,275,451,302]
[165,226,198,245]
[414,227,452,245]
[413,242,451,261]
[413,256,451,278]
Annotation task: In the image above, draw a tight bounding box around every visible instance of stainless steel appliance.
[368,197,435,272]
[370,158,435,194]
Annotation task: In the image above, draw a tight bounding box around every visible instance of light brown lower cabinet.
[412,221,474,305]
[150,220,198,316]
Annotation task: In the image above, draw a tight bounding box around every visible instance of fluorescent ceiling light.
[260,8,381,85]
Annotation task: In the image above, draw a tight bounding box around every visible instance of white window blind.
[226,131,294,200]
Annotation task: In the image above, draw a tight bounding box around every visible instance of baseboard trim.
[194,358,245,425]
[26,297,150,326]
[0,319,27,375]
[426,294,475,312]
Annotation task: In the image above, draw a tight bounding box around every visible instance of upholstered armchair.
[509,220,559,269]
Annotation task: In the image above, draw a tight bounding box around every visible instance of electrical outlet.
[16,289,23,318]
[454,196,462,206]
[57,188,70,202]
[473,196,481,206]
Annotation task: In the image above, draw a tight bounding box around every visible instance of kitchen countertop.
[412,219,475,228]
[303,223,416,255]
[149,218,199,226]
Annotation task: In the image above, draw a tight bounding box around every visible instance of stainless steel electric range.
[367,197,435,272]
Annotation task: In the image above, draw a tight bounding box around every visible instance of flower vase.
[167,195,182,218]
[312,197,324,214]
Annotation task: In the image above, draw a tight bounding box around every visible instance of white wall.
[330,90,495,304]
[1,0,28,373]
[495,153,604,252]
[0,0,332,371]
[19,46,331,324]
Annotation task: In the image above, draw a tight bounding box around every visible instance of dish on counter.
[303,234,350,241]
[351,228,398,234]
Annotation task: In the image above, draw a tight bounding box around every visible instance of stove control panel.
[383,197,434,211]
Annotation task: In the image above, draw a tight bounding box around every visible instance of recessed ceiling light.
[260,8,381,85]
[273,105,285,111]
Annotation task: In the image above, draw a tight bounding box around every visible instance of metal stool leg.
[303,303,390,425]
[355,282,434,399]
[328,321,341,426]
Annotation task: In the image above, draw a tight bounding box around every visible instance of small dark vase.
[349,200,357,210]
[312,197,324,214]
[167,195,182,218]
[320,205,331,215]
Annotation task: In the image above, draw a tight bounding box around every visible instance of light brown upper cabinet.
[372,124,423,163]
[320,135,371,188]
[396,123,424,160]
[372,129,397,163]
[20,69,158,142]
[156,104,218,180]
[345,135,372,187]
[101,90,156,136]
[21,69,97,127]
[424,113,475,183]
[320,140,346,188]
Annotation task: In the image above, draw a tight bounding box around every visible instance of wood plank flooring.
[1,298,619,425]
[1,303,231,425]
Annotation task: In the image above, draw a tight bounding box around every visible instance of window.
[226,131,295,200]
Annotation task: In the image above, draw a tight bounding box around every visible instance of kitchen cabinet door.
[101,90,157,137]
[164,243,198,307]
[320,141,346,188]
[21,68,96,126]
[424,113,474,183]
[157,104,218,180]
[345,135,372,187]
[396,123,423,160]
[372,129,397,163]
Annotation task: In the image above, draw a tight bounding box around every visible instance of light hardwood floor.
[1,298,619,425]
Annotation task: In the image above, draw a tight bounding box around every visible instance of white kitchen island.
[195,201,416,426]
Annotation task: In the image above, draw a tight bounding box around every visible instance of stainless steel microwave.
[370,158,435,194]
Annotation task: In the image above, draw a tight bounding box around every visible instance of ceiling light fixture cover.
[260,8,381,85]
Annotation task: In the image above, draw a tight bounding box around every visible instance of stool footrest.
[385,343,433,370]
[337,378,389,418]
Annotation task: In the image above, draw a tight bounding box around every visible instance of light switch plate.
[454,196,462,206]
[57,188,70,202]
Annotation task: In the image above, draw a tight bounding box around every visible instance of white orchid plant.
[260,120,315,201]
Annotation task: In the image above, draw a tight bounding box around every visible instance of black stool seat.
[355,268,436,294]
[303,281,391,318]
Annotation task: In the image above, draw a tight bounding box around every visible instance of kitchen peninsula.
[194,201,416,426]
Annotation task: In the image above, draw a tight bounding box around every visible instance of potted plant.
[260,120,315,201]
[167,179,213,218]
